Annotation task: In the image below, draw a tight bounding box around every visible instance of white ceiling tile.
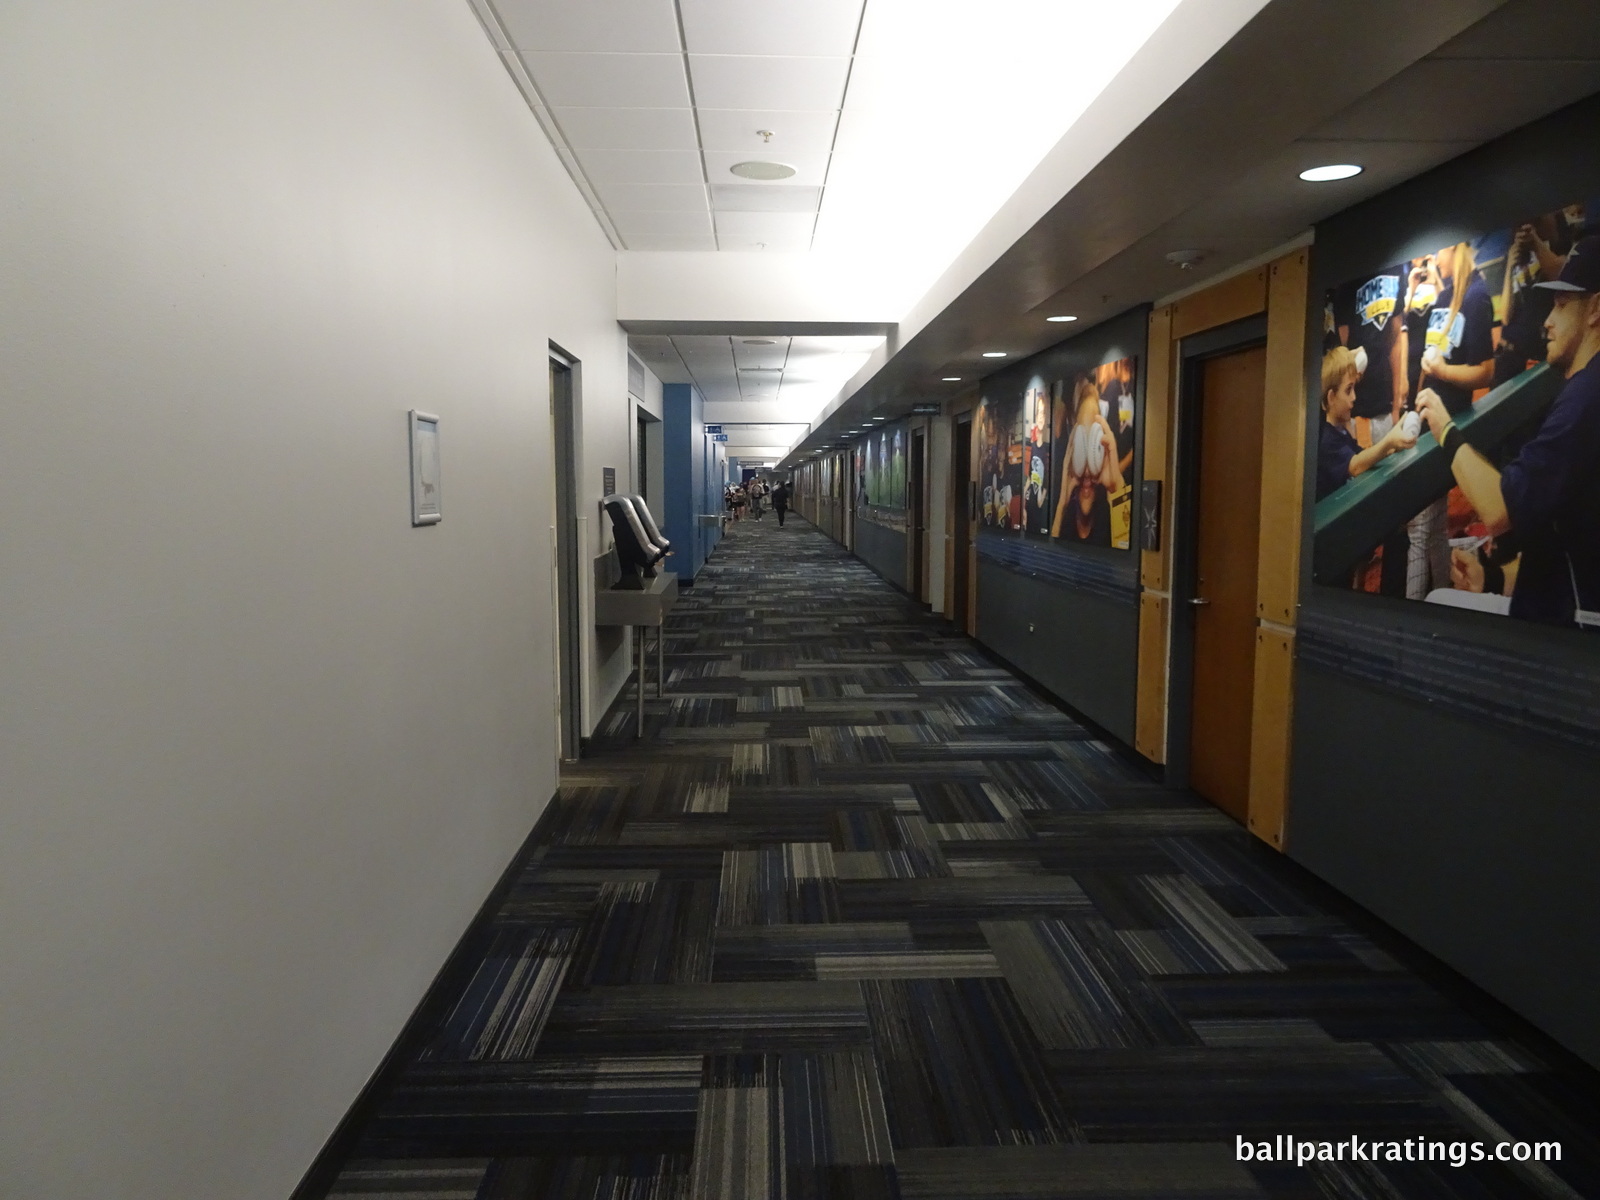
[673,335,734,357]
[703,150,830,187]
[732,337,790,369]
[497,0,681,52]
[688,55,851,111]
[576,149,706,186]
[611,210,716,238]
[521,53,691,108]
[624,233,719,251]
[551,107,699,151]
[680,0,864,57]
[597,183,710,213]
[710,184,823,212]
[697,108,840,155]
[717,231,814,252]
[714,211,817,239]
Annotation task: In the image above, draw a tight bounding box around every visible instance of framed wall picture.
[410,410,441,525]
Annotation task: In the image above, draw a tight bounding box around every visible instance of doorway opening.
[910,429,927,603]
[1171,318,1267,821]
[550,350,583,762]
[952,416,972,630]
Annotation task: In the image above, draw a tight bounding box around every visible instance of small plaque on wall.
[603,466,616,497]
[410,410,441,526]
[1140,480,1161,551]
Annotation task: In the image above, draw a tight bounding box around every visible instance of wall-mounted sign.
[912,403,941,415]
[409,410,441,526]
[705,424,723,434]
[712,433,728,442]
[602,466,616,497]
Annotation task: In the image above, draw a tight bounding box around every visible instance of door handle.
[1189,597,1211,606]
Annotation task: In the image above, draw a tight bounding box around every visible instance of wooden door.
[1188,345,1266,821]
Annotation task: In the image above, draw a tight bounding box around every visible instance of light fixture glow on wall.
[982,351,1007,358]
[1299,163,1362,182]
[1046,315,1078,323]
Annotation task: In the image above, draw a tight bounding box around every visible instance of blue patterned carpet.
[322,516,1600,1199]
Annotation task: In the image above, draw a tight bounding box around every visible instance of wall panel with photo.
[977,354,1138,549]
[857,420,908,512]
[1314,197,1600,632]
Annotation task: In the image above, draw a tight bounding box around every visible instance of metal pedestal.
[595,571,678,738]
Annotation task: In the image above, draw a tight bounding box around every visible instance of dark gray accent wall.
[977,559,1138,742]
[1294,93,1600,1069]
[1291,665,1600,1069]
[855,518,907,591]
[971,305,1149,747]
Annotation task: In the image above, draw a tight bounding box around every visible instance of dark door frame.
[952,415,972,631]
[1165,313,1268,791]
[910,428,927,602]
[550,348,583,762]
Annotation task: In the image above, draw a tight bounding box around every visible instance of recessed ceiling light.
[873,416,886,421]
[742,338,777,345]
[1046,315,1078,323]
[730,161,797,181]
[1299,163,1362,182]
[982,351,1007,358]
[942,376,961,381]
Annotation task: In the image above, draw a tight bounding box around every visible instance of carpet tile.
[321,517,1600,1199]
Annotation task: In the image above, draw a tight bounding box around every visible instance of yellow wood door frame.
[1134,252,1309,849]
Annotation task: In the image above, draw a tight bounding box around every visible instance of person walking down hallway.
[772,478,791,525]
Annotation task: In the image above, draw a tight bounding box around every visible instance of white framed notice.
[409,410,442,525]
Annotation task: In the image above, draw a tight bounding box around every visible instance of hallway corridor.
[325,518,1600,1200]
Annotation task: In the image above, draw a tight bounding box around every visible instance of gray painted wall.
[1293,93,1600,1069]
[0,4,630,1195]
[970,306,1148,745]
[856,519,909,591]
[976,561,1139,742]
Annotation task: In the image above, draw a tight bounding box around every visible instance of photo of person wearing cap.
[1332,263,1411,593]
[1417,234,1600,629]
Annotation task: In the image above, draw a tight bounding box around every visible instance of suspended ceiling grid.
[475,0,865,251]
[630,333,882,405]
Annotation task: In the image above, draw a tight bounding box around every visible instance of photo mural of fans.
[1051,356,1137,548]
[1314,198,1600,631]
[977,356,1137,548]
[977,384,1028,529]
[977,392,1015,529]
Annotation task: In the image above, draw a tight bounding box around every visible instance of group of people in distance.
[1318,200,1600,630]
[724,478,791,526]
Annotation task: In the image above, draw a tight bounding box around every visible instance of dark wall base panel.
[855,519,907,591]
[1300,604,1600,756]
[976,559,1137,745]
[1290,665,1600,1071]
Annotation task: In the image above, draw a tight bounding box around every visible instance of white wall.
[0,4,626,1197]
